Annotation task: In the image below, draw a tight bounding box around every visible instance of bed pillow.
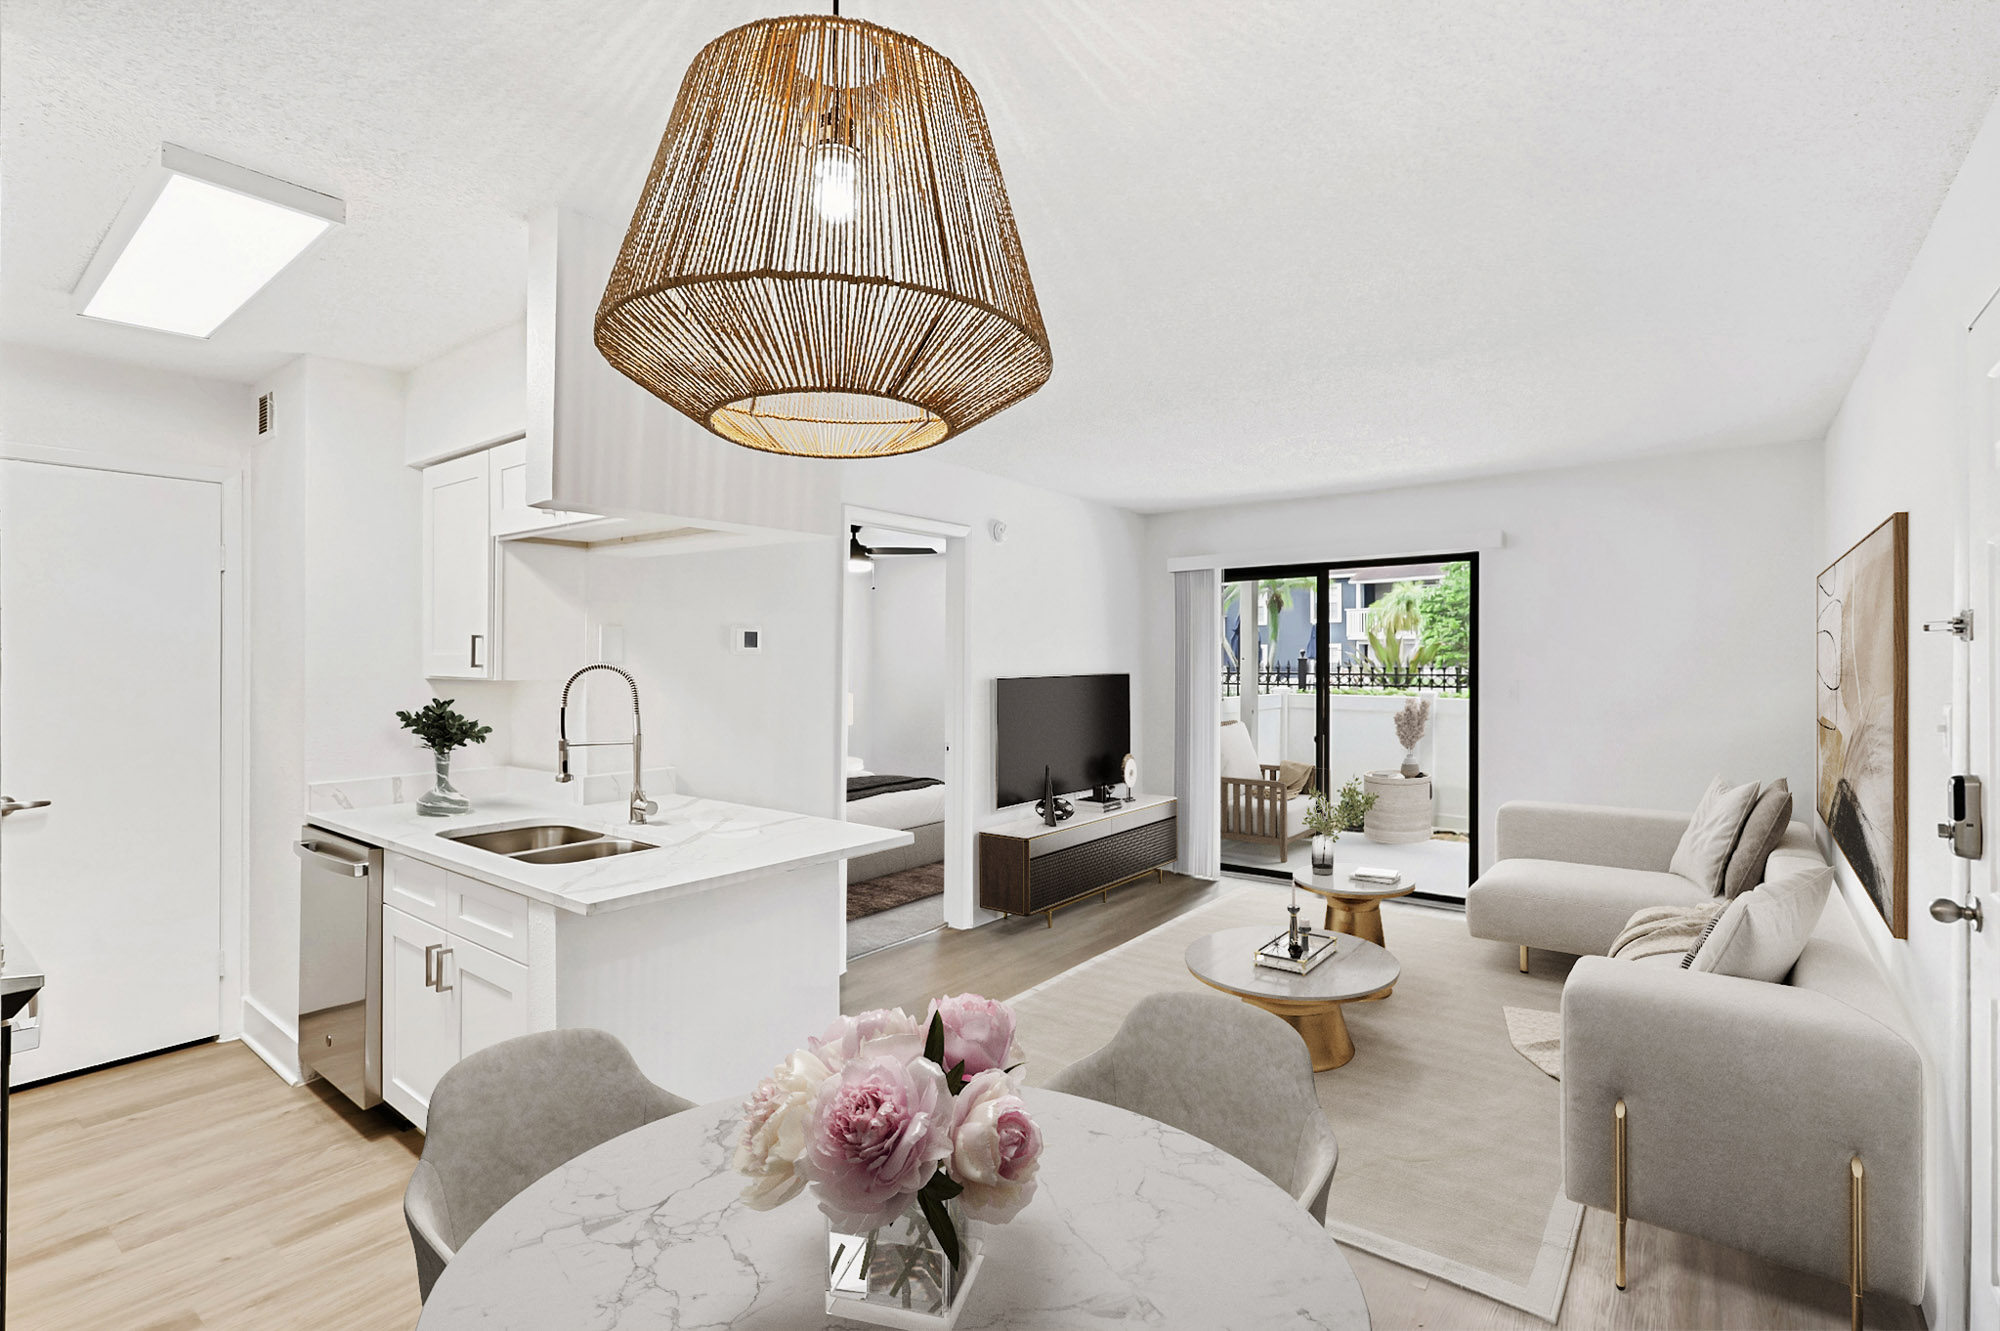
[1686,862,1833,982]
[1668,776,1761,895]
[1220,721,1264,781]
[1721,779,1793,898]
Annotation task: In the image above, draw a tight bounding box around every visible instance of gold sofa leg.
[1850,1155,1865,1331]
[1519,945,1530,973]
[1614,1099,1628,1290]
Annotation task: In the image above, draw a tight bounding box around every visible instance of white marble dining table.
[416,1087,1372,1330]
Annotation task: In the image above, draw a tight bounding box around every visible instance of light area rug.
[1504,1007,1564,1079]
[1004,881,1585,1321]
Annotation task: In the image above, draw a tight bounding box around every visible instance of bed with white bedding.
[845,774,945,883]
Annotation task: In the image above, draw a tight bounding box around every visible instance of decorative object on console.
[596,14,1051,460]
[395,697,492,817]
[1393,695,1431,778]
[1120,752,1137,799]
[1815,511,1909,937]
[733,997,1041,1327]
[1036,766,1073,827]
[1303,792,1340,876]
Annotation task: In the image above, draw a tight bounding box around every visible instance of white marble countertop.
[306,793,911,916]
[417,1090,1372,1330]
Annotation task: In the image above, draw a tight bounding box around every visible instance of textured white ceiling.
[6,2,1999,510]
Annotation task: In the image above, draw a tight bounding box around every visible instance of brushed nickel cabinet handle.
[424,943,441,988]
[469,634,484,669]
[0,797,51,817]
[434,947,454,992]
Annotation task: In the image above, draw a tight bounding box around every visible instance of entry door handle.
[0,797,51,817]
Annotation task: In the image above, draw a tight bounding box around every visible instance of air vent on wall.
[257,392,273,434]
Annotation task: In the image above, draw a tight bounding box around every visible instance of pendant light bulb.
[810,142,860,224]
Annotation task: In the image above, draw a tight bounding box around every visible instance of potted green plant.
[1303,791,1340,876]
[1332,776,1377,834]
[396,697,493,816]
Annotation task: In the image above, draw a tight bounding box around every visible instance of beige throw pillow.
[1668,776,1761,895]
[1721,779,1793,898]
[1687,862,1833,982]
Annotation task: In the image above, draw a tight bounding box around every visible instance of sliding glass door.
[1219,555,1478,903]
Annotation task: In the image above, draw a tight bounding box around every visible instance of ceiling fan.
[848,525,943,571]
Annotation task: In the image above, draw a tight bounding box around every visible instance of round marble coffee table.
[1186,925,1400,1071]
[417,1089,1372,1330]
[1292,865,1416,946]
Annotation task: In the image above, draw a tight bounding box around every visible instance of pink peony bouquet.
[733,994,1042,1267]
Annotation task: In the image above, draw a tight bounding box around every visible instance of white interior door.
[1964,300,2000,1331]
[1,460,223,1082]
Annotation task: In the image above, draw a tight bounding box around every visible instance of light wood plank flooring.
[5,874,1924,1330]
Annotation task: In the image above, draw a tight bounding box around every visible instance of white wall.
[247,355,516,1080]
[852,555,948,780]
[1142,439,1824,869]
[404,320,526,467]
[843,567,875,769]
[1817,85,2000,1331]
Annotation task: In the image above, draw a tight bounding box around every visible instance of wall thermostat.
[731,625,762,654]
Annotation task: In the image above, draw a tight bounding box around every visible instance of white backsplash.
[308,764,677,813]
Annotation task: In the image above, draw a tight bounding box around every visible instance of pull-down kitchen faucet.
[557,664,657,825]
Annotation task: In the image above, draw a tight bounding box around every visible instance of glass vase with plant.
[1333,776,1377,834]
[396,697,493,816]
[1303,792,1340,876]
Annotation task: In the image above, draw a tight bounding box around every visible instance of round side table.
[1292,866,1416,947]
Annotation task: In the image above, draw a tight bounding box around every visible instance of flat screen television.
[995,673,1131,808]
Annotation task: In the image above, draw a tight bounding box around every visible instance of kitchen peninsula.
[306,791,909,1122]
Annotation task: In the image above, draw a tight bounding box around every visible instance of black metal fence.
[1223,659,1470,696]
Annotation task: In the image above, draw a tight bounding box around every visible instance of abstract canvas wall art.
[1815,512,1908,937]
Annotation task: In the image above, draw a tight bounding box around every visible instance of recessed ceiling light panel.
[74,144,343,339]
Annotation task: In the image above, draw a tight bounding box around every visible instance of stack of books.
[1349,867,1402,886]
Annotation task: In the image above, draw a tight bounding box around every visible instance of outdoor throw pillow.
[1668,775,1761,895]
[1219,721,1264,782]
[1687,861,1833,982]
[1721,779,1793,899]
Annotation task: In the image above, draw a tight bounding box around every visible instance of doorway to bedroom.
[842,519,954,959]
[1219,554,1479,904]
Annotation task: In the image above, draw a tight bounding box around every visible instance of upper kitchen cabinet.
[421,450,495,679]
[488,437,596,538]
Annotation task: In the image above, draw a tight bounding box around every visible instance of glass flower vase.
[826,1195,982,1328]
[415,750,470,817]
[1311,834,1336,876]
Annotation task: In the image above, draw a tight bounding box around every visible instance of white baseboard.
[240,993,302,1085]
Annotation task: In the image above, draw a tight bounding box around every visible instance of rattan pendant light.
[594,13,1052,459]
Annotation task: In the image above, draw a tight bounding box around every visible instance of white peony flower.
[733,1047,834,1209]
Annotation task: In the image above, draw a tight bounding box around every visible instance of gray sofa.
[1467,800,1816,961]
[1466,800,1924,1310]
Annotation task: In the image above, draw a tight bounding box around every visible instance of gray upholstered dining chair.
[1044,992,1339,1222]
[404,1028,695,1301]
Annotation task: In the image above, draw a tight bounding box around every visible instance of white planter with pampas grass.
[1393,695,1431,778]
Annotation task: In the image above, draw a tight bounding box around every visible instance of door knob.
[1929,897,1985,930]
[0,797,51,817]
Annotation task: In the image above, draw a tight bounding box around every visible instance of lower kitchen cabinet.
[381,900,530,1131]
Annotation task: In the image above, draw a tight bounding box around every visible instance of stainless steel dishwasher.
[294,827,383,1109]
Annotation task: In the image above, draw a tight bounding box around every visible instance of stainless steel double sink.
[441,823,658,866]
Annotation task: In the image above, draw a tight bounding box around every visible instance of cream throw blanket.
[1608,901,1724,962]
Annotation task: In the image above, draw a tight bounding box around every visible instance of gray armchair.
[1045,992,1339,1222]
[404,1028,695,1301]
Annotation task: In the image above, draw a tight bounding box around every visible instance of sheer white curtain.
[1173,568,1222,878]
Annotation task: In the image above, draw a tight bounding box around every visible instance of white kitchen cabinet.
[382,904,458,1127]
[454,938,530,1064]
[489,437,598,537]
[421,451,495,679]
[382,855,540,1131]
